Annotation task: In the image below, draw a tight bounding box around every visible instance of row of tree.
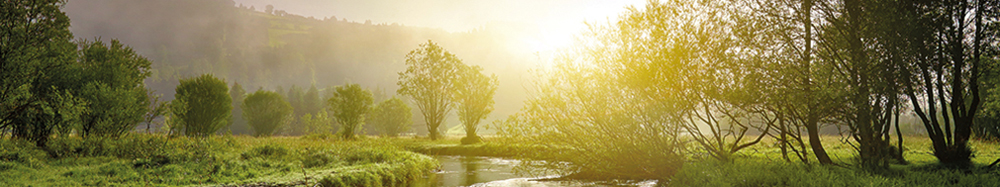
[397,41,499,143]
[164,74,415,139]
[2,0,158,147]
[2,1,503,148]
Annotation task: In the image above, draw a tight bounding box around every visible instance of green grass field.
[0,134,437,186]
[2,134,998,186]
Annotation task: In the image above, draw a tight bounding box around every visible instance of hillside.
[65,0,537,134]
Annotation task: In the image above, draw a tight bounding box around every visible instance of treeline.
[3,0,501,151]
[495,0,999,179]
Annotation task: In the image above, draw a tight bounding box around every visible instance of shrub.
[368,97,412,137]
[171,74,231,137]
[242,90,293,137]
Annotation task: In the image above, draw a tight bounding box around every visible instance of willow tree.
[505,1,716,180]
[397,41,461,140]
[454,64,498,144]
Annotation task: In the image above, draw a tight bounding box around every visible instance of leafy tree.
[328,84,373,139]
[302,110,334,135]
[171,74,231,137]
[369,97,412,137]
[1,0,85,147]
[74,39,152,138]
[397,41,462,140]
[891,0,998,166]
[243,90,293,137]
[302,84,324,115]
[735,0,840,165]
[230,82,248,134]
[454,65,497,144]
[501,1,698,179]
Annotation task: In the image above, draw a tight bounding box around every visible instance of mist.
[62,0,639,135]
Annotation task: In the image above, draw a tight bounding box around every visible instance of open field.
[0,134,437,186]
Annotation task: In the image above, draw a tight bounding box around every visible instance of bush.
[368,97,412,137]
[171,74,232,137]
[242,90,293,137]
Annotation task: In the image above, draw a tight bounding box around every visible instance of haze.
[233,0,644,52]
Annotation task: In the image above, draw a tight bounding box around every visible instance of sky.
[232,0,646,52]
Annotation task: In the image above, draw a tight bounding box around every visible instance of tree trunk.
[805,119,834,164]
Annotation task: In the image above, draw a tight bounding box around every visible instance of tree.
[171,74,231,137]
[328,84,373,139]
[500,1,701,179]
[303,84,324,115]
[454,65,497,144]
[893,0,998,166]
[369,97,412,137]
[74,39,152,138]
[285,84,305,135]
[230,82,248,134]
[243,90,293,137]
[144,91,168,133]
[397,41,462,140]
[735,0,839,165]
[1,0,85,147]
[302,110,334,135]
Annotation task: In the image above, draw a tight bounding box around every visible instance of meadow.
[2,134,999,186]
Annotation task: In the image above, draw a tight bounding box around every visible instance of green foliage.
[499,1,694,180]
[170,74,232,137]
[243,90,293,137]
[74,39,152,138]
[241,144,289,160]
[397,41,462,140]
[328,84,374,140]
[1,0,83,147]
[230,82,248,134]
[454,65,498,144]
[368,97,412,137]
[302,110,335,135]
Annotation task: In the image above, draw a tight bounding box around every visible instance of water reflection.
[410,155,658,187]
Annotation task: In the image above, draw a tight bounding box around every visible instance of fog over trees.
[63,0,547,135]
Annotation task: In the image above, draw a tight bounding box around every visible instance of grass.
[0,134,438,186]
[3,134,999,186]
[671,136,1000,186]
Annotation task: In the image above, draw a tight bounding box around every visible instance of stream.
[409,155,659,187]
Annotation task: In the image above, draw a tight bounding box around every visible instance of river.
[410,155,659,187]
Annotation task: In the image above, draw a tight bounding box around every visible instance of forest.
[2,0,1000,186]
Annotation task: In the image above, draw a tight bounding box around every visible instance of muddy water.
[410,156,658,187]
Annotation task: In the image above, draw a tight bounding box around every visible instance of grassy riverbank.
[0,134,438,186]
[674,136,1000,186]
[396,136,1000,186]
